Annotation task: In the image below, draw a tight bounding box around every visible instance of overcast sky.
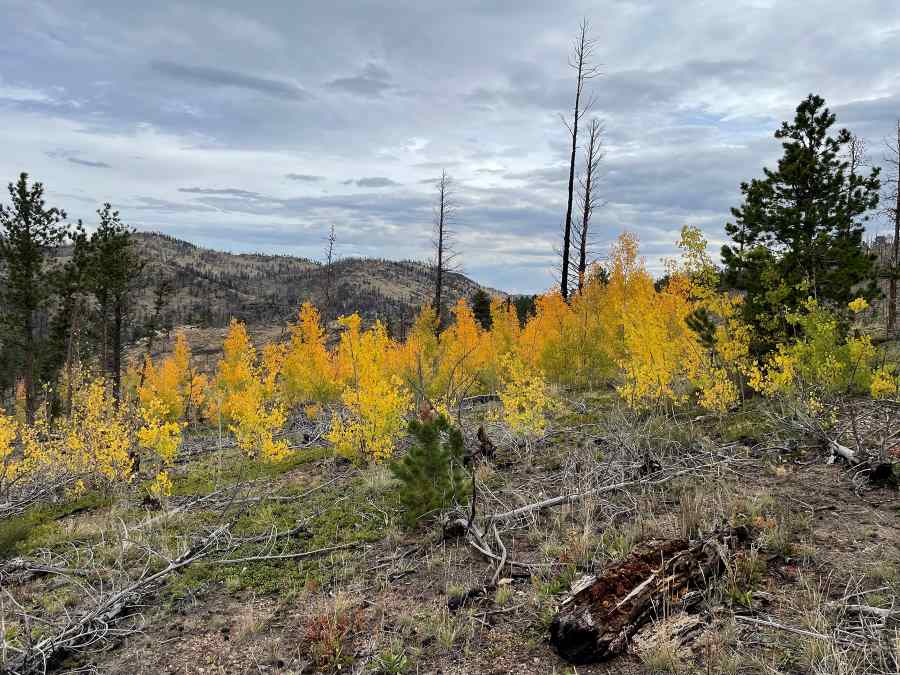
[3,0,899,292]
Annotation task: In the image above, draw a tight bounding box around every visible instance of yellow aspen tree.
[668,226,749,411]
[486,298,521,387]
[137,397,183,465]
[139,332,204,423]
[497,353,556,442]
[0,410,19,497]
[747,298,880,397]
[518,292,573,383]
[568,272,617,388]
[61,376,134,485]
[281,303,340,405]
[327,314,412,463]
[399,304,445,401]
[436,299,491,405]
[209,319,290,462]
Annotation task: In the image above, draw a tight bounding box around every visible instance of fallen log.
[549,528,748,664]
[828,439,859,465]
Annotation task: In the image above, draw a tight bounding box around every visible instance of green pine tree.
[85,204,144,401]
[471,289,492,330]
[42,223,91,405]
[0,174,72,421]
[390,415,470,527]
[721,94,880,353]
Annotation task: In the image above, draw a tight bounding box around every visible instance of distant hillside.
[127,232,501,336]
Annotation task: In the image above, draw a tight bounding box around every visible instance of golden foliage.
[59,375,134,484]
[326,314,412,463]
[210,319,290,462]
[748,298,881,396]
[497,354,556,440]
[139,332,205,423]
[282,303,340,405]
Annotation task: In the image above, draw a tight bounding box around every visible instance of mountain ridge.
[126,231,504,335]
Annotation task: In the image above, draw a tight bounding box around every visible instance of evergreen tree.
[43,223,90,406]
[85,204,144,401]
[0,174,71,421]
[722,95,880,352]
[513,295,537,327]
[390,415,469,526]
[471,289,492,330]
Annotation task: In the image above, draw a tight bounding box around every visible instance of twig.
[735,615,831,641]
[205,542,360,566]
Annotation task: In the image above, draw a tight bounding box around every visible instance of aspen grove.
[1,226,895,505]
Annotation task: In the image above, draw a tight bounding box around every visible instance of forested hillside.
[67,232,499,335]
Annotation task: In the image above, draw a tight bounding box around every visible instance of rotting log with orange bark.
[549,527,750,664]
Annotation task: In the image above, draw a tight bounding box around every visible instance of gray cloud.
[327,63,393,98]
[179,187,264,199]
[285,173,325,182]
[343,177,401,188]
[67,157,111,168]
[151,60,310,100]
[129,196,219,213]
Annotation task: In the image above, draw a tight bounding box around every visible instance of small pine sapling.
[390,415,469,527]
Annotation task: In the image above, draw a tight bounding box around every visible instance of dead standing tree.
[575,117,604,294]
[882,121,900,336]
[432,170,459,330]
[322,224,337,323]
[560,19,599,302]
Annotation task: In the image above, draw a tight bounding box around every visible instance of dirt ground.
[3,397,898,674]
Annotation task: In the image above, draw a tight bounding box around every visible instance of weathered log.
[549,529,747,664]
[828,439,859,465]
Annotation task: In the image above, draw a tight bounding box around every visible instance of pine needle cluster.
[390,415,469,526]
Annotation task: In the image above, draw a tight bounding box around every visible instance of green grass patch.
[172,445,332,496]
[166,477,393,599]
[0,492,112,558]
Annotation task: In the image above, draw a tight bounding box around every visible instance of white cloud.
[1,0,897,293]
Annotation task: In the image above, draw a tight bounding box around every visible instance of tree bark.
[23,313,35,425]
[550,529,747,664]
[561,54,582,302]
[890,122,900,335]
[577,118,602,293]
[112,297,123,402]
[560,20,596,301]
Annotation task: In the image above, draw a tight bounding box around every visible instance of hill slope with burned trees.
[111,232,500,335]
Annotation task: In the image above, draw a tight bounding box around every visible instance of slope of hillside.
[129,232,501,334]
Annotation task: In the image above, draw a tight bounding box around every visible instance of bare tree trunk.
[23,314,35,425]
[560,19,597,301]
[112,297,123,402]
[432,170,457,331]
[434,180,445,321]
[890,122,900,335]
[577,118,603,294]
[323,224,336,323]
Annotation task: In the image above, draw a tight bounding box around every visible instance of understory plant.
[390,414,469,526]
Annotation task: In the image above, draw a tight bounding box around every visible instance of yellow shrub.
[209,320,290,462]
[148,470,173,498]
[137,397,183,465]
[497,354,556,440]
[0,410,20,494]
[282,303,340,405]
[60,377,134,483]
[139,332,204,422]
[326,314,412,463]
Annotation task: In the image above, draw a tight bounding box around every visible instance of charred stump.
[549,528,747,664]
